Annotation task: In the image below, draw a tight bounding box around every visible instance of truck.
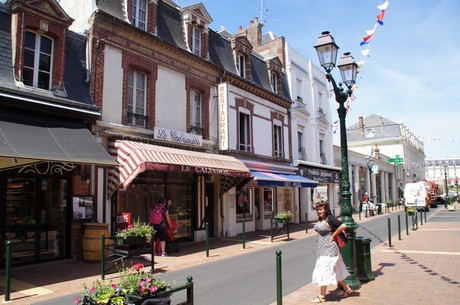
[403,181,431,211]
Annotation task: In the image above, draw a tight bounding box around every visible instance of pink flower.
[146,277,152,283]
[90,287,95,293]
[139,280,145,287]
[150,285,157,293]
[111,284,117,289]
[134,263,143,270]
[74,296,80,304]
[140,287,146,294]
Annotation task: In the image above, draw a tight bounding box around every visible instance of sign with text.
[153,127,202,146]
[218,82,229,150]
[115,212,131,232]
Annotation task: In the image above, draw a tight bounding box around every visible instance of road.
[34,208,434,304]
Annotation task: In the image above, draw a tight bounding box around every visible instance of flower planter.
[117,236,147,246]
[139,296,171,305]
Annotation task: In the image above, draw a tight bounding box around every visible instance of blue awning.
[250,171,318,187]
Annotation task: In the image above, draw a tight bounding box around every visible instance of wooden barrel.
[82,223,110,262]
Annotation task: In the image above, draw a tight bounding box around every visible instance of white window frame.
[239,110,251,152]
[128,69,146,127]
[192,27,201,56]
[23,31,53,90]
[238,54,246,78]
[191,89,202,130]
[132,0,148,31]
[273,122,282,157]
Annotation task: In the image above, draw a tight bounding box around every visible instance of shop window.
[263,187,274,219]
[236,188,253,222]
[312,184,328,208]
[23,31,53,90]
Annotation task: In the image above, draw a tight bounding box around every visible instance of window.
[23,31,53,90]
[192,27,201,56]
[239,111,251,152]
[236,188,253,222]
[190,90,202,134]
[319,139,326,164]
[296,78,302,102]
[128,69,146,127]
[298,130,306,160]
[238,54,246,78]
[273,123,282,157]
[132,0,147,30]
[263,188,274,219]
[271,72,278,93]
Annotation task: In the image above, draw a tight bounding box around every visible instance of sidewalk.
[274,203,460,305]
[1,203,459,305]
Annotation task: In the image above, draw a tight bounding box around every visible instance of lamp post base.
[341,222,361,290]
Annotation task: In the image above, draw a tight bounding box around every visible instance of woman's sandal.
[310,295,326,303]
[341,287,353,299]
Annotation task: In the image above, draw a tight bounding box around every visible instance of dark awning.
[0,117,116,166]
[250,170,318,187]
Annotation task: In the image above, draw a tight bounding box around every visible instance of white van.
[403,181,430,211]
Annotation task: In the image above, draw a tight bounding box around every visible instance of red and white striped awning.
[107,140,250,197]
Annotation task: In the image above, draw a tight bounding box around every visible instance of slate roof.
[0,3,99,116]
[347,114,402,142]
[208,30,237,74]
[156,0,186,50]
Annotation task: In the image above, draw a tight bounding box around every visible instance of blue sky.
[178,0,460,158]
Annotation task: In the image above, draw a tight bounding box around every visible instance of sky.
[177,0,460,158]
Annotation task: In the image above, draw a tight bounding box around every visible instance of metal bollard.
[420,210,423,226]
[276,250,283,305]
[398,215,402,240]
[205,222,209,257]
[405,212,409,235]
[101,234,105,280]
[271,215,274,243]
[4,241,12,301]
[387,218,392,247]
[305,212,308,234]
[242,218,246,249]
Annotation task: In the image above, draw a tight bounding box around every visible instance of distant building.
[425,158,460,195]
[347,114,426,185]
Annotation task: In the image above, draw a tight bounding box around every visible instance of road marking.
[417,228,460,231]
[0,275,54,296]
[381,249,460,256]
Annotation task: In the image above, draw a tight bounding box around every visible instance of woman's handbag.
[335,232,348,248]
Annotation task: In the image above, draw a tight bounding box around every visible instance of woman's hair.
[316,201,331,220]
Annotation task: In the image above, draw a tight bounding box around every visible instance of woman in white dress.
[310,201,353,303]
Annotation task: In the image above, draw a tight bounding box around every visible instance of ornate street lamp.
[365,156,374,203]
[314,31,360,289]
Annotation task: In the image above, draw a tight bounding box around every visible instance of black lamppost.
[365,156,374,203]
[314,31,360,289]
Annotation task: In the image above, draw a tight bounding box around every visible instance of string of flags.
[330,0,389,134]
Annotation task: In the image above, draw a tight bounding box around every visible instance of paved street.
[1,203,459,305]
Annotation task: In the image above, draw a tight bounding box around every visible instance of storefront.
[233,169,317,232]
[107,140,251,240]
[297,164,341,219]
[0,111,117,267]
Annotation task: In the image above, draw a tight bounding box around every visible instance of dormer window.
[132,0,148,30]
[192,26,201,56]
[23,31,53,90]
[238,54,246,78]
[271,72,278,93]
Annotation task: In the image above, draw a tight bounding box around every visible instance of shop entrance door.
[2,177,69,266]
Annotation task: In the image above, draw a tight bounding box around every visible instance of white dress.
[311,220,350,286]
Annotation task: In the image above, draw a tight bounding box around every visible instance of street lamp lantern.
[314,31,360,289]
[314,31,339,73]
[365,155,374,202]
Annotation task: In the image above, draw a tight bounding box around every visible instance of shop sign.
[218,83,229,150]
[115,212,131,232]
[298,167,340,183]
[153,127,202,146]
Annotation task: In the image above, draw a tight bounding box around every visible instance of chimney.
[246,17,262,46]
[359,116,364,141]
[374,145,380,159]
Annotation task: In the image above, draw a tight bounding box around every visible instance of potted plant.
[116,218,155,246]
[406,207,416,215]
[75,263,174,305]
[274,211,293,224]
